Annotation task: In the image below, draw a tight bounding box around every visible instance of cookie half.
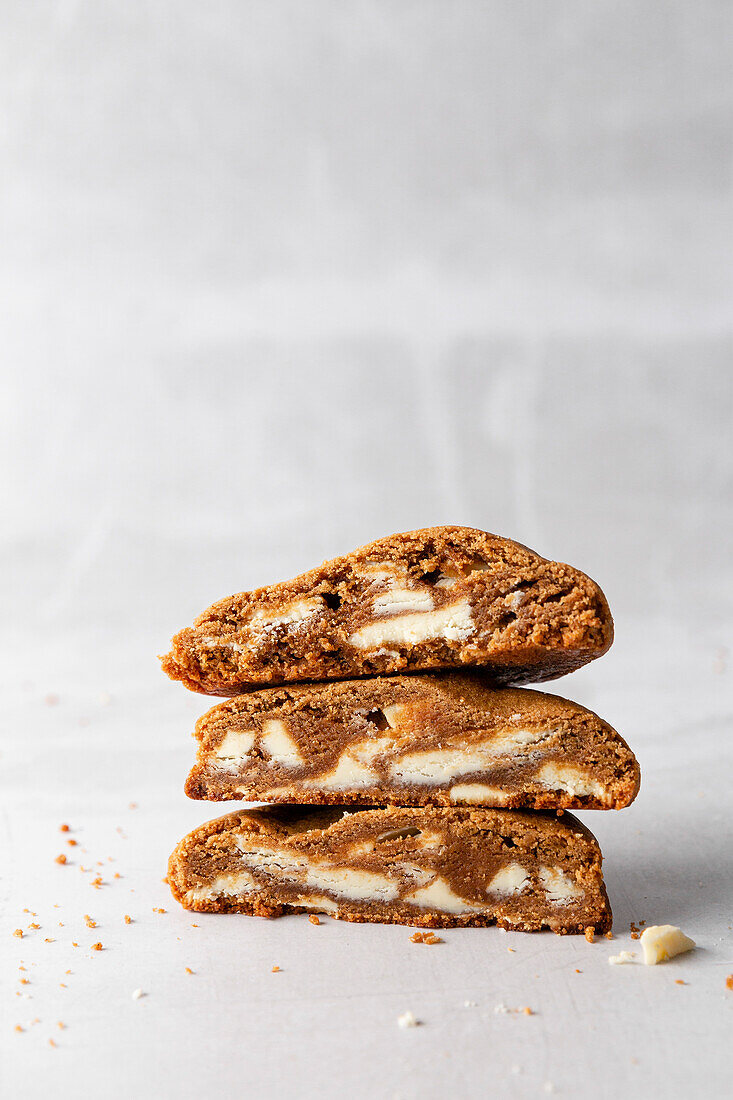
[185,674,639,811]
[161,526,613,694]
[168,805,612,934]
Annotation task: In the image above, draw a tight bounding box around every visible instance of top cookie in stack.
[163,527,633,935]
[161,525,613,694]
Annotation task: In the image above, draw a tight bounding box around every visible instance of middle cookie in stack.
[164,526,638,934]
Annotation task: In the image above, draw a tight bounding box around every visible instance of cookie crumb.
[91,942,103,951]
[124,915,132,924]
[397,1011,419,1029]
[584,927,595,943]
[48,1038,57,1048]
[44,938,54,943]
[726,975,733,991]
[85,917,97,929]
[423,932,442,945]
[271,966,281,973]
[675,979,687,985]
[60,824,70,832]
[308,915,320,925]
[153,908,166,914]
[14,1025,23,1033]
[185,967,194,975]
[410,932,424,943]
[132,989,144,1000]
[55,855,67,865]
[13,929,23,938]
[609,951,636,965]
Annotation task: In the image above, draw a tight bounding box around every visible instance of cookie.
[185,673,639,811]
[168,805,611,934]
[161,526,613,694]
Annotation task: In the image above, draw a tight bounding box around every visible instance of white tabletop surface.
[2,3,732,1097]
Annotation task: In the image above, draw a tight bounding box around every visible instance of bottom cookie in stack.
[167,805,611,934]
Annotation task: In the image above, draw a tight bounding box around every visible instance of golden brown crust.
[184,673,639,811]
[167,805,612,935]
[161,527,613,694]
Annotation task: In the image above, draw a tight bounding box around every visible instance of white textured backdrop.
[2,3,732,1098]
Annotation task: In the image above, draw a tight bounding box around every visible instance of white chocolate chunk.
[201,636,246,652]
[405,876,480,914]
[449,784,509,805]
[487,863,531,896]
[538,866,584,904]
[306,752,377,790]
[373,588,435,615]
[214,730,256,759]
[536,762,605,801]
[186,870,257,904]
[235,842,399,903]
[249,598,322,630]
[306,735,394,790]
[260,719,304,767]
[640,925,695,965]
[349,600,475,649]
[305,865,399,902]
[380,703,406,728]
[609,951,636,965]
[389,733,546,786]
[299,896,339,914]
[397,1011,419,1029]
[356,561,405,583]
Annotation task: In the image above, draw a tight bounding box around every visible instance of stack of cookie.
[162,527,638,935]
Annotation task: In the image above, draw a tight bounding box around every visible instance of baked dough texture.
[168,805,611,934]
[161,526,613,694]
[185,673,639,811]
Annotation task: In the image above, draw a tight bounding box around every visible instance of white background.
[2,3,732,1098]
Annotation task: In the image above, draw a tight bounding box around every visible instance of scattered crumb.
[114,872,122,879]
[44,938,54,943]
[191,924,199,928]
[584,927,595,944]
[129,802,138,810]
[85,917,97,928]
[59,984,66,989]
[57,1022,65,1030]
[19,979,30,986]
[609,951,636,965]
[45,694,60,706]
[124,915,132,924]
[132,989,144,1000]
[675,980,687,986]
[60,824,70,833]
[507,947,515,953]
[271,966,281,973]
[397,1011,419,1029]
[48,1039,57,1048]
[463,1000,477,1008]
[72,942,79,948]
[14,1025,23,1033]
[13,929,23,938]
[67,839,78,847]
[726,975,733,991]
[575,968,582,974]
[55,855,67,865]
[604,931,614,940]
[410,932,424,943]
[185,967,194,975]
[494,1004,509,1015]
[522,1007,533,1016]
[91,942,103,951]
[153,908,166,914]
